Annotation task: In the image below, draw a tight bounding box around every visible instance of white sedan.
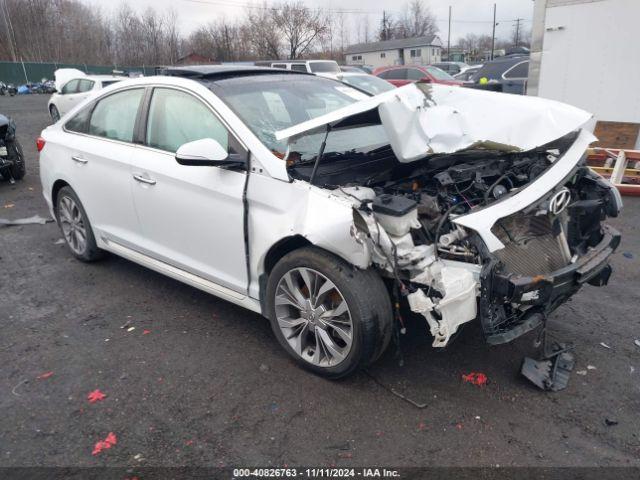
[38,66,621,378]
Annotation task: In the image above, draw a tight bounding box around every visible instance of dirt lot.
[1,94,640,468]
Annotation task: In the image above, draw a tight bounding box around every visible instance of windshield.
[338,74,395,95]
[211,74,374,155]
[309,61,340,73]
[426,66,455,81]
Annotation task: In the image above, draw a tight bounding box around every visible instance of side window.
[77,79,95,93]
[407,68,424,80]
[146,88,229,153]
[290,64,307,72]
[61,79,80,95]
[504,61,529,79]
[380,52,386,58]
[384,68,407,80]
[65,106,92,133]
[272,64,286,69]
[89,88,144,142]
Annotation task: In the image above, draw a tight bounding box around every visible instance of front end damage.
[276,83,623,350]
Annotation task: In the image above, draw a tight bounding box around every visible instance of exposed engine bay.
[287,130,622,348]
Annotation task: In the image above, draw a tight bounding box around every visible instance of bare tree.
[395,0,438,39]
[245,4,282,59]
[271,1,328,59]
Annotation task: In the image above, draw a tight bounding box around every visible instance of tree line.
[0,0,528,66]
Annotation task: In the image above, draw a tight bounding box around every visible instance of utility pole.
[514,18,523,47]
[490,3,497,60]
[382,10,387,41]
[447,5,451,61]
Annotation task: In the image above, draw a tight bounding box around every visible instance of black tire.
[7,140,25,180]
[55,186,106,262]
[266,246,392,379]
[50,105,60,123]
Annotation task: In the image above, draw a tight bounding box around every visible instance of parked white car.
[38,66,622,379]
[48,69,124,122]
[256,60,340,77]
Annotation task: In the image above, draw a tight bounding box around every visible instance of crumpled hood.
[54,68,85,92]
[275,83,593,162]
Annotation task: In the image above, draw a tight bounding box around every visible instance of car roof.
[162,65,308,79]
[85,75,125,81]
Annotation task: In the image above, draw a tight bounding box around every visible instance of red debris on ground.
[462,372,488,387]
[87,389,106,404]
[92,432,117,455]
[418,422,427,431]
[456,423,464,430]
[37,371,54,380]
[185,440,194,446]
[143,330,151,335]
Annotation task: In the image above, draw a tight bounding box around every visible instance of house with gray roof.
[345,35,443,69]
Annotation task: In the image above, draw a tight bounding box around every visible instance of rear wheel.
[266,247,392,379]
[55,186,105,262]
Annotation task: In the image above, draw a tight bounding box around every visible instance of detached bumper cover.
[480,224,621,344]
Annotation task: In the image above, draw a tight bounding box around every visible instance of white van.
[256,60,340,76]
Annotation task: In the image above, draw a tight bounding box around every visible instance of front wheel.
[266,247,392,379]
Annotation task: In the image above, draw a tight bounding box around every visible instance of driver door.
[129,87,248,292]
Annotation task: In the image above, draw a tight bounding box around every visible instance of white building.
[528,0,640,149]
[345,35,443,69]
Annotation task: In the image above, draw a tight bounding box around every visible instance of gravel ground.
[1,94,639,468]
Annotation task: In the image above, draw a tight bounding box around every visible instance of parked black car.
[467,55,530,95]
[0,114,25,182]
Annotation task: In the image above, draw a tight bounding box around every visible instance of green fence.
[0,61,158,84]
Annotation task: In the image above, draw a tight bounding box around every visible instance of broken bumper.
[481,224,621,345]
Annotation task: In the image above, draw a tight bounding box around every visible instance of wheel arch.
[51,179,70,211]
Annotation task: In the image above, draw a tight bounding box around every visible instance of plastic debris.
[587,365,597,370]
[0,215,51,226]
[37,371,54,380]
[126,327,135,332]
[634,339,640,349]
[605,418,619,426]
[143,329,151,335]
[3,203,14,209]
[521,344,575,392]
[462,372,488,387]
[54,238,65,245]
[622,252,634,259]
[92,432,117,455]
[87,389,106,404]
[576,370,587,376]
[600,342,611,349]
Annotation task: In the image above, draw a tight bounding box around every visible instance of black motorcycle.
[0,114,25,183]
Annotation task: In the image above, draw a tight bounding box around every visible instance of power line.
[182,0,531,24]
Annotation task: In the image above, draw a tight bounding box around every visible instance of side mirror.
[175,138,242,167]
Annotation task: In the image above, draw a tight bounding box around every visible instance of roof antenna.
[309,124,331,186]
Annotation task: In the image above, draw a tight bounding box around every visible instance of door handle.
[133,173,156,185]
[71,155,88,164]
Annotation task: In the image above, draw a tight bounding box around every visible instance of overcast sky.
[83,0,535,43]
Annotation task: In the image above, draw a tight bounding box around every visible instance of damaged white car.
[38,66,622,378]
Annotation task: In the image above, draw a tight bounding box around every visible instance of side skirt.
[103,239,263,315]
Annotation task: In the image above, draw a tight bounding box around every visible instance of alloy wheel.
[58,195,87,255]
[274,267,353,367]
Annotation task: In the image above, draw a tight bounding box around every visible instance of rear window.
[290,64,308,72]
[426,66,455,81]
[77,79,95,93]
[504,61,529,79]
[309,62,340,73]
[378,69,406,80]
[100,80,122,88]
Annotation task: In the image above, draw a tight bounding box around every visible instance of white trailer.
[528,0,640,149]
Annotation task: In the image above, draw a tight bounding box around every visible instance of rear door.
[60,87,145,247]
[57,79,80,115]
[128,86,248,292]
[502,60,529,94]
